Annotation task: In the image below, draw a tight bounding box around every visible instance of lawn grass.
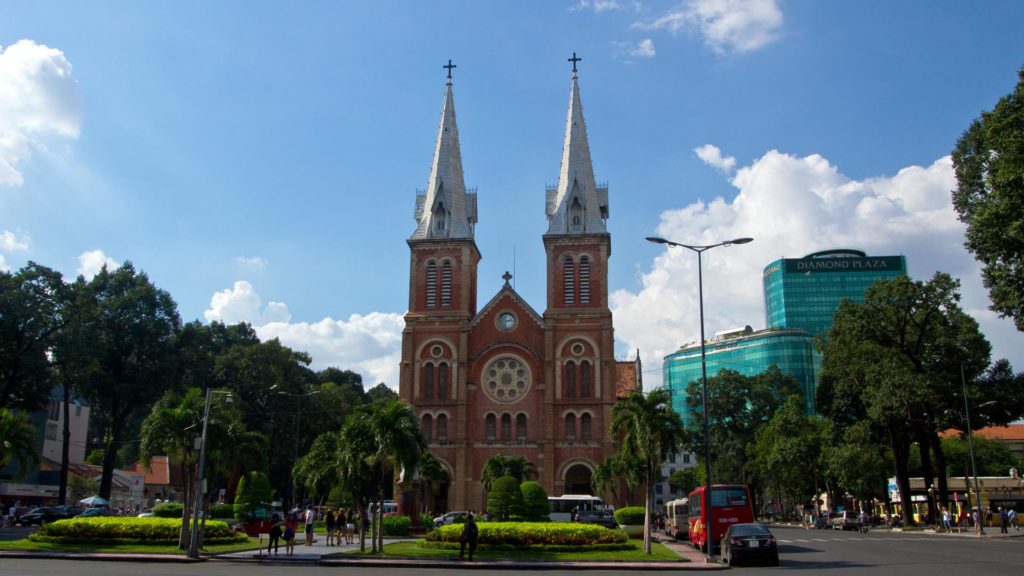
[339,539,685,562]
[0,535,261,555]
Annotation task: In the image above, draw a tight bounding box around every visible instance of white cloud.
[612,149,1024,389]
[0,40,83,187]
[0,254,8,273]
[1,230,30,251]
[630,39,657,58]
[234,256,268,271]
[571,0,636,12]
[204,281,405,388]
[636,0,783,55]
[76,249,118,280]
[694,144,736,172]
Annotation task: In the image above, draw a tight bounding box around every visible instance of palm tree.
[481,454,536,490]
[293,431,342,501]
[0,408,39,477]
[610,388,687,554]
[418,451,450,516]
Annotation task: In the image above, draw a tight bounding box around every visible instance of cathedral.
[398,57,639,513]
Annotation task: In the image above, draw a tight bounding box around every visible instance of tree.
[72,263,181,499]
[417,451,450,515]
[365,383,398,405]
[68,473,98,502]
[0,408,39,478]
[480,454,537,491]
[667,466,703,497]
[610,388,686,554]
[486,476,524,521]
[0,263,66,411]
[519,480,550,521]
[292,430,342,500]
[952,67,1024,331]
[234,471,273,522]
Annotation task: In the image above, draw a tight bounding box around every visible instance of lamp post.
[959,362,985,535]
[275,388,321,507]
[646,235,753,562]
[188,388,233,559]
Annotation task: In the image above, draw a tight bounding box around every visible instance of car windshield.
[731,524,771,536]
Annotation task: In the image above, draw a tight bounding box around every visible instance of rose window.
[482,356,531,403]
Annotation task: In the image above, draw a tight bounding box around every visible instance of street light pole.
[189,388,232,559]
[960,361,985,535]
[646,235,753,562]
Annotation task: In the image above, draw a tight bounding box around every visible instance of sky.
[3,0,1023,390]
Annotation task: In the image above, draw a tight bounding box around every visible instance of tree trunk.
[179,463,193,549]
[930,430,950,508]
[643,460,652,555]
[916,428,935,524]
[99,438,120,500]
[58,385,71,506]
[891,430,914,526]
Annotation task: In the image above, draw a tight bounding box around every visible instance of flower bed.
[422,521,629,551]
[29,517,248,545]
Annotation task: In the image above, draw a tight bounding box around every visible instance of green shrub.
[424,521,627,549]
[382,515,411,536]
[152,502,183,518]
[486,476,524,521]
[234,470,273,522]
[614,506,648,526]
[519,481,550,521]
[210,503,234,519]
[29,517,247,545]
[419,513,434,528]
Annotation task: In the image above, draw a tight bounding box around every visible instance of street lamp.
[274,386,322,507]
[646,235,753,562]
[188,388,233,558]
[959,362,985,535]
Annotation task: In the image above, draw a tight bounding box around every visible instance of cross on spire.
[568,52,582,74]
[444,59,457,83]
[502,271,513,286]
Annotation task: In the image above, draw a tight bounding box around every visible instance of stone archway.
[563,463,594,495]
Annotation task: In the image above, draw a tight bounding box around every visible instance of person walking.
[941,507,952,533]
[459,512,479,560]
[267,514,282,556]
[999,507,1008,534]
[325,508,336,545]
[346,508,355,544]
[283,513,298,556]
[972,508,981,534]
[304,505,317,545]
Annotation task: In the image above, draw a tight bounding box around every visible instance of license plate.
[749,540,759,548]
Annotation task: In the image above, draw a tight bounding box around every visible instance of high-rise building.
[399,59,637,513]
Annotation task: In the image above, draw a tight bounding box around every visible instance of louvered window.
[426,262,437,307]
[441,261,452,306]
[423,362,434,400]
[579,256,591,304]
[516,414,527,441]
[563,257,575,305]
[581,413,592,442]
[485,414,496,441]
[501,413,512,441]
[436,414,448,441]
[565,361,576,398]
[565,414,576,441]
[422,414,433,443]
[580,361,591,398]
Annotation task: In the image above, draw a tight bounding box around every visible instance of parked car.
[814,511,832,529]
[720,523,779,567]
[18,505,82,526]
[75,507,121,518]
[832,510,860,531]
[575,509,618,529]
[433,511,469,527]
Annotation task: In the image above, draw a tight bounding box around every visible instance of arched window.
[580,361,591,398]
[565,360,576,398]
[565,413,576,441]
[581,413,592,442]
[501,413,512,441]
[441,261,452,306]
[423,362,434,400]
[425,262,437,308]
[563,257,575,305]
[516,414,527,441]
[438,363,449,400]
[436,414,448,441]
[485,414,496,442]
[579,255,591,304]
[422,414,433,443]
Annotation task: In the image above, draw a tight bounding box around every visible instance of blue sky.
[3,0,1023,388]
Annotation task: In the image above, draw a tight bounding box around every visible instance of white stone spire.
[545,56,608,235]
[412,64,477,240]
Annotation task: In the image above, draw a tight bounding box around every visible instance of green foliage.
[381,515,411,536]
[29,517,246,545]
[952,67,1024,331]
[519,481,550,521]
[667,466,702,496]
[151,502,184,518]
[234,470,273,521]
[425,521,628,549]
[749,395,834,505]
[480,454,537,490]
[486,476,524,521]
[0,408,39,477]
[68,474,99,503]
[419,513,434,528]
[914,435,1021,477]
[326,485,351,509]
[210,503,234,518]
[614,506,648,526]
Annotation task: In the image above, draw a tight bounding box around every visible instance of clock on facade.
[498,312,516,331]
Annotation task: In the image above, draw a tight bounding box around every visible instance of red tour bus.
[688,484,754,552]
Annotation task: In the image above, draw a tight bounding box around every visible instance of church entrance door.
[563,464,593,495]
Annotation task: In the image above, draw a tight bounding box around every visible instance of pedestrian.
[325,508,335,545]
[958,507,967,533]
[972,508,981,534]
[345,508,355,544]
[941,507,951,533]
[459,512,479,560]
[571,506,579,522]
[267,514,282,556]
[999,507,1008,534]
[304,505,317,545]
[1008,508,1018,531]
[283,513,298,556]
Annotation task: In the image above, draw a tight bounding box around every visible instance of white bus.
[663,497,689,540]
[548,495,604,522]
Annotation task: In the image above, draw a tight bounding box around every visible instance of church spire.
[412,60,477,240]
[545,53,608,235]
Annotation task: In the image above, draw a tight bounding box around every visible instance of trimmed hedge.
[381,515,411,536]
[614,506,648,526]
[424,521,627,550]
[29,517,247,545]
[210,503,234,519]
[152,502,184,518]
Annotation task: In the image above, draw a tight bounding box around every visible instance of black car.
[720,523,779,567]
[18,505,81,526]
[575,509,618,529]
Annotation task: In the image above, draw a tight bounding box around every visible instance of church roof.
[471,272,544,329]
[545,55,608,236]
[411,63,477,241]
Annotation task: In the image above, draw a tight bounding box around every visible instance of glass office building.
[664,327,816,427]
